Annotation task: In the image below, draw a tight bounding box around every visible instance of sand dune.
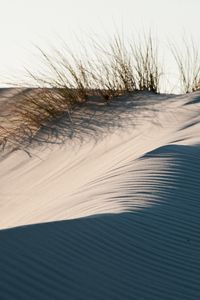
[0,90,200,299]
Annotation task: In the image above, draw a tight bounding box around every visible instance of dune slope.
[0,91,200,299]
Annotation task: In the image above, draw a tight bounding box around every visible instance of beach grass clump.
[29,33,161,101]
[1,33,161,150]
[131,35,161,93]
[171,38,200,93]
[86,33,161,99]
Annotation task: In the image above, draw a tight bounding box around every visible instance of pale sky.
[0,0,200,91]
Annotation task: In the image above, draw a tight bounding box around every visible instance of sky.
[0,0,200,91]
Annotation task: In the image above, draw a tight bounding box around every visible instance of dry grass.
[131,35,160,92]
[1,33,162,151]
[171,38,200,93]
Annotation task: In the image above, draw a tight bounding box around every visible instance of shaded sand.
[0,90,200,299]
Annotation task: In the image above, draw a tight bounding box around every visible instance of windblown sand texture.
[0,89,200,299]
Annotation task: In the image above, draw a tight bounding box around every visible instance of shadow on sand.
[0,144,200,300]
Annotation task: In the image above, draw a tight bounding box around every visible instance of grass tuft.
[171,38,200,93]
[0,33,162,151]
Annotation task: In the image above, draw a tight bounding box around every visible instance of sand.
[0,90,200,299]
